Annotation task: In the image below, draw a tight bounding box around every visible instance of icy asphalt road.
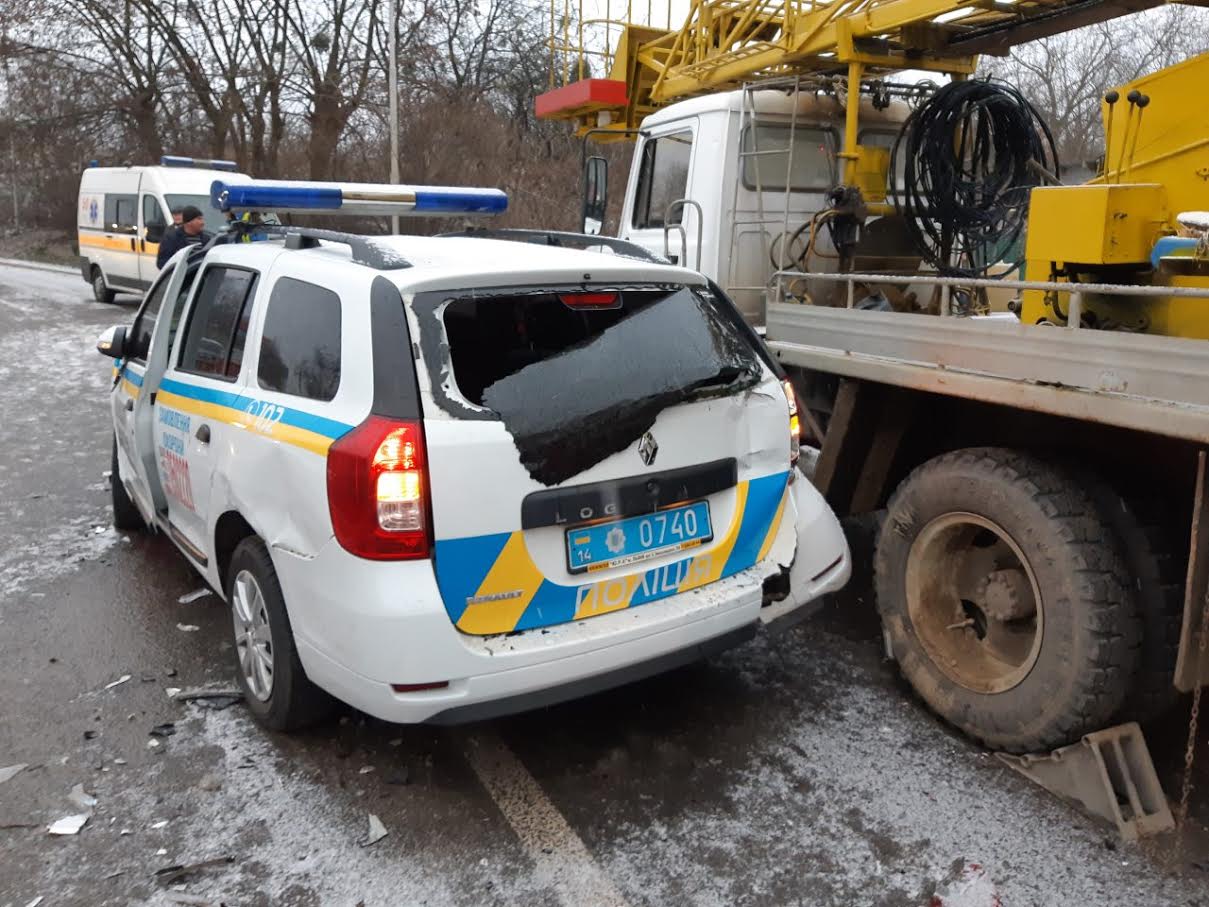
[0,260,1206,906]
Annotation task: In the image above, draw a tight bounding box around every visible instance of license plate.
[565,501,713,575]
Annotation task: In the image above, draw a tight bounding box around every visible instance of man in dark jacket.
[156,206,212,269]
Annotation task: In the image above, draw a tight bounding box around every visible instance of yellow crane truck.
[537,0,1209,837]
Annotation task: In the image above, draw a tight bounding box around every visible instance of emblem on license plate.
[638,431,658,466]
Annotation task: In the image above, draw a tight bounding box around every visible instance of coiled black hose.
[890,79,1058,278]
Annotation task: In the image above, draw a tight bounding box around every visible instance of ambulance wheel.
[110,439,145,531]
[227,536,335,732]
[91,267,116,304]
[875,448,1142,753]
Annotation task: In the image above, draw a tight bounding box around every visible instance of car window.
[177,267,258,382]
[632,130,693,229]
[128,276,170,363]
[142,195,166,242]
[740,124,837,192]
[257,278,342,402]
[104,194,138,234]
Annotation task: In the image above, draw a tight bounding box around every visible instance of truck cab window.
[178,267,258,382]
[632,130,693,229]
[741,124,837,192]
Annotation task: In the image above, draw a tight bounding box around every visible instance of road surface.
[0,261,1205,906]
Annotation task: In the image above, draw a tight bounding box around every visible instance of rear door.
[416,282,794,636]
[157,265,259,561]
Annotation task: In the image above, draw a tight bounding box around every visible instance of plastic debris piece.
[359,766,375,775]
[48,813,91,835]
[166,688,182,698]
[154,855,235,885]
[68,784,97,810]
[150,723,176,738]
[156,848,168,856]
[147,739,161,750]
[119,829,132,836]
[24,897,44,907]
[178,589,213,604]
[141,673,156,682]
[83,730,99,740]
[94,526,106,535]
[150,820,169,830]
[104,674,132,690]
[173,688,243,710]
[113,758,127,766]
[359,813,388,847]
[0,764,27,785]
[176,624,200,632]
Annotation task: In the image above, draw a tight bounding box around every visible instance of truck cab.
[613,89,908,322]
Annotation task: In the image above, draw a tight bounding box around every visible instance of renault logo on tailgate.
[638,431,658,467]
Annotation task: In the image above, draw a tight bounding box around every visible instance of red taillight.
[558,291,619,309]
[327,416,431,560]
[782,378,801,467]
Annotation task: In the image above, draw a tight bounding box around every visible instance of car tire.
[875,447,1142,753]
[227,536,335,732]
[111,439,145,531]
[92,268,116,305]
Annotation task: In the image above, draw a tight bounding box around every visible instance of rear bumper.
[276,472,848,725]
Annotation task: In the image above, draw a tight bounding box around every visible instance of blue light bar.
[162,155,239,172]
[209,179,508,218]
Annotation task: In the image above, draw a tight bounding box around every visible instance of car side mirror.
[96,325,128,359]
[146,223,165,243]
[581,156,608,236]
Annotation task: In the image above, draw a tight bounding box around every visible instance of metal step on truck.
[535,0,1209,839]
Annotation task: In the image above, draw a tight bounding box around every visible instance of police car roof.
[206,232,704,293]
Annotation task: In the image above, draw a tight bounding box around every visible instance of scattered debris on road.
[47,813,90,835]
[103,674,132,690]
[67,783,97,811]
[0,764,27,784]
[178,589,213,604]
[154,855,235,885]
[359,813,388,847]
[150,820,170,829]
[173,688,243,710]
[176,624,200,632]
[24,897,44,907]
[150,723,177,738]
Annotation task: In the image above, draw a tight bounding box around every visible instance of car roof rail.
[439,227,670,265]
[202,223,411,270]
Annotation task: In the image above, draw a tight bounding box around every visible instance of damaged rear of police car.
[97,179,850,730]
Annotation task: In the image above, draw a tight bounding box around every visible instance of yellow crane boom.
[537,0,1188,137]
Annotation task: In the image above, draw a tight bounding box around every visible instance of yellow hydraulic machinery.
[1020,51,1209,337]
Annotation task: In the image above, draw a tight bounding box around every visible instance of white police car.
[96,179,850,730]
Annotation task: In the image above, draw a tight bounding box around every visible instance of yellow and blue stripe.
[435,470,790,636]
[156,378,353,456]
[115,361,145,399]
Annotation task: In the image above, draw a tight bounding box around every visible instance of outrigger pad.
[997,722,1174,842]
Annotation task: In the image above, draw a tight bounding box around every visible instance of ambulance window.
[129,277,169,363]
[178,267,258,382]
[142,195,166,242]
[104,194,138,234]
[632,130,693,229]
[257,278,341,402]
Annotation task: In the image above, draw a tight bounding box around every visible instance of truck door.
[140,193,168,284]
[621,126,698,268]
[156,264,259,565]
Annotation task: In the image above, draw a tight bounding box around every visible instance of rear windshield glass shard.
[437,286,763,485]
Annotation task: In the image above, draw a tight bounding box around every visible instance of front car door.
[102,190,142,292]
[140,193,169,284]
[620,125,697,268]
[157,264,260,565]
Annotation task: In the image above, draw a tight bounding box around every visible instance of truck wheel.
[91,267,116,304]
[226,536,335,732]
[110,439,145,531]
[1082,478,1184,722]
[875,448,1141,753]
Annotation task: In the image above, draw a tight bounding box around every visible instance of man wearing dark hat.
[156,205,213,269]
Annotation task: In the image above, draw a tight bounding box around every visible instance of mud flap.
[997,722,1174,841]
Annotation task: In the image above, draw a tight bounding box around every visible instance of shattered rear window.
[426,285,765,485]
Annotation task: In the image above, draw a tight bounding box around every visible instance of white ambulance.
[77,156,254,303]
[95,179,851,730]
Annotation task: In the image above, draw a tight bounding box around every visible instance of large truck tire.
[92,267,116,305]
[1082,478,1184,723]
[875,448,1142,753]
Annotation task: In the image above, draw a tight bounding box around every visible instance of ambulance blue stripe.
[721,471,790,578]
[158,377,353,439]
